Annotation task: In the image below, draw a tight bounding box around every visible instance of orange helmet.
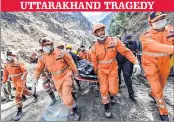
[39,37,53,47]
[57,42,65,49]
[93,23,105,34]
[148,11,167,23]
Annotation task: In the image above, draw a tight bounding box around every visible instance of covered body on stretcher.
[75,59,98,82]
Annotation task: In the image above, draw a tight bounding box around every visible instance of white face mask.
[43,46,53,53]
[152,19,167,30]
[66,49,71,53]
[96,35,107,42]
[7,56,14,61]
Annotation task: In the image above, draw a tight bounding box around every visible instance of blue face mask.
[43,46,53,53]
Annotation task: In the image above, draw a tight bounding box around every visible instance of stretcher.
[74,76,98,83]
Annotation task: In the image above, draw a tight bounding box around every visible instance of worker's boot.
[160,115,169,121]
[14,107,23,121]
[48,91,56,106]
[104,103,112,118]
[69,105,80,121]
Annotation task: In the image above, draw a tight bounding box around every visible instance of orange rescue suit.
[3,61,32,107]
[140,25,174,115]
[91,37,137,104]
[34,49,78,108]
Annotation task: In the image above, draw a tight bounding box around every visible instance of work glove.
[32,79,38,95]
[133,62,141,76]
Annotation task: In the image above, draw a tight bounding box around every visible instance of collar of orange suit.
[96,36,109,45]
[150,26,168,34]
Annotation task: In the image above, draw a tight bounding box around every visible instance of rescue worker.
[2,51,38,121]
[66,44,81,65]
[32,37,80,121]
[91,23,141,118]
[139,11,174,121]
[116,35,138,100]
[78,45,88,60]
[29,51,56,106]
[66,44,81,91]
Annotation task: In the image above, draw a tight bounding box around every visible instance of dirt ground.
[1,75,174,121]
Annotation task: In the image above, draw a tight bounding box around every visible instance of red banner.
[1,0,174,12]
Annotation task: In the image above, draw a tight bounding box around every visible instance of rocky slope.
[109,12,174,41]
[83,12,112,24]
[1,12,94,61]
[99,13,115,34]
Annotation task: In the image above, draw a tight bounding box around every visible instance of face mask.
[43,46,53,53]
[96,35,107,42]
[152,19,167,30]
[7,56,14,61]
[66,49,71,53]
